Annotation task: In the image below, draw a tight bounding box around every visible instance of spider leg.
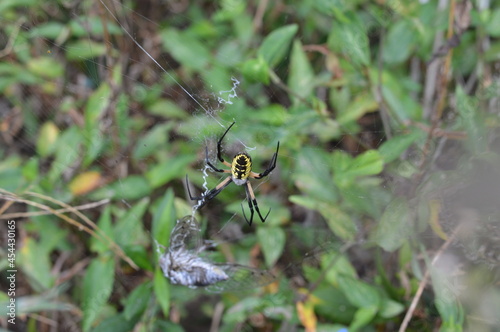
[242,182,270,226]
[205,146,230,173]
[251,141,280,179]
[186,175,233,209]
[216,122,236,163]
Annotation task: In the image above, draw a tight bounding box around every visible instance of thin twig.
[398,222,462,332]
[0,199,109,219]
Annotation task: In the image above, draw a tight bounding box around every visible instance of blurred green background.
[1,0,500,331]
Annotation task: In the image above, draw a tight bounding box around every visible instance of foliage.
[1,0,500,331]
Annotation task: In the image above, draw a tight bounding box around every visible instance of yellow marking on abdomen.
[231,153,252,180]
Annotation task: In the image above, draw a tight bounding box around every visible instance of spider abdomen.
[231,153,252,183]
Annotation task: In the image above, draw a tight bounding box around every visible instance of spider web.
[4,1,496,331]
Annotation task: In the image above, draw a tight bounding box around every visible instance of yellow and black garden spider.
[186,122,279,226]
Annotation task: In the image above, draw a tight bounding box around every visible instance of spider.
[186,122,279,226]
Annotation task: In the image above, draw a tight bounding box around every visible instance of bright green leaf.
[154,267,170,317]
[379,129,426,163]
[27,57,64,79]
[82,255,115,332]
[146,155,196,189]
[288,39,315,105]
[258,24,298,68]
[123,282,152,320]
[257,226,286,267]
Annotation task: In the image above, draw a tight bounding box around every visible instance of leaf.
[292,147,338,203]
[18,237,55,290]
[47,126,83,184]
[428,199,448,240]
[123,282,152,320]
[36,121,59,157]
[151,188,176,252]
[240,56,270,84]
[296,298,318,332]
[83,83,112,166]
[486,8,500,37]
[160,28,211,71]
[90,175,151,200]
[333,150,383,187]
[372,197,412,252]
[27,57,64,79]
[288,39,315,105]
[258,24,298,68]
[289,196,356,241]
[336,92,378,125]
[350,305,379,331]
[114,198,150,248]
[154,266,170,317]
[337,275,380,308]
[90,206,114,254]
[65,40,109,60]
[368,68,422,121]
[68,171,102,196]
[257,226,286,267]
[82,255,115,332]
[383,19,417,64]
[146,155,196,189]
[379,298,405,318]
[328,13,370,67]
[379,129,425,163]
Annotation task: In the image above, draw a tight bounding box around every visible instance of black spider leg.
[241,182,271,226]
[186,175,232,209]
[252,141,280,179]
[216,121,236,163]
[205,146,227,173]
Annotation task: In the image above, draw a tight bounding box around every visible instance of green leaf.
[338,275,380,308]
[486,8,500,37]
[292,147,338,202]
[368,68,422,121]
[290,196,356,241]
[350,305,378,331]
[328,13,370,67]
[90,175,151,201]
[146,155,196,189]
[337,92,378,125]
[151,188,176,252]
[379,129,425,163]
[114,198,150,248]
[160,28,211,71]
[65,40,109,60]
[154,266,170,317]
[288,39,315,105]
[90,206,114,254]
[257,226,286,267]
[240,56,270,84]
[258,24,298,68]
[36,121,59,157]
[29,22,67,39]
[383,19,417,64]
[372,197,412,252]
[123,282,152,320]
[27,57,64,79]
[82,255,115,332]
[83,83,112,166]
[47,127,83,184]
[148,99,187,119]
[379,298,405,318]
[333,150,383,187]
[18,237,55,291]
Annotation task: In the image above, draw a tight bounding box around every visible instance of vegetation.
[1,0,500,331]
